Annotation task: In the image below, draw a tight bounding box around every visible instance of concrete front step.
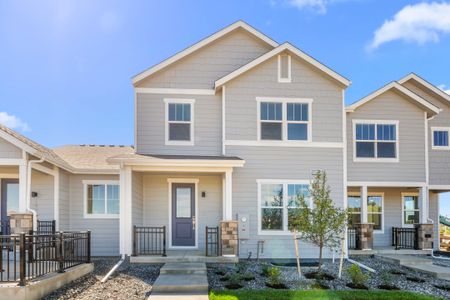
[375,254,433,266]
[412,264,450,280]
[160,262,207,275]
[152,274,208,293]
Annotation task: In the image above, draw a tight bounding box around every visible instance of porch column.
[119,166,133,255]
[360,186,368,223]
[418,186,429,224]
[18,162,28,212]
[223,170,233,220]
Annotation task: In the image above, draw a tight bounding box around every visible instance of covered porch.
[108,153,245,261]
[346,182,438,253]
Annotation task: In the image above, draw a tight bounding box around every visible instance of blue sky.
[1,0,450,214]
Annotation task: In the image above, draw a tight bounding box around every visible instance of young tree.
[289,170,348,272]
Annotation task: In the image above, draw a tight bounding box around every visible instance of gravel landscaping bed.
[207,256,450,299]
[44,257,162,300]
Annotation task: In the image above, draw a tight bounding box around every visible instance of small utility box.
[238,214,249,239]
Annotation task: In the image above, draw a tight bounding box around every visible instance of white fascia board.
[107,157,245,168]
[215,42,351,89]
[132,21,278,85]
[398,73,450,105]
[346,82,440,115]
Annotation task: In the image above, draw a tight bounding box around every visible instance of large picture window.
[354,120,398,161]
[165,99,195,145]
[84,181,119,218]
[258,98,312,142]
[258,180,310,234]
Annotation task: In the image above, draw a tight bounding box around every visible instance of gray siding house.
[0,21,448,259]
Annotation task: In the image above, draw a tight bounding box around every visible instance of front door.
[171,183,195,247]
[1,179,19,222]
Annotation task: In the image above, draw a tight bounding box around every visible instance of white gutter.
[101,255,126,283]
[27,156,44,231]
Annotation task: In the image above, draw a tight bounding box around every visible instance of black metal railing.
[36,220,56,235]
[392,227,418,250]
[133,226,166,256]
[0,231,91,286]
[206,226,220,256]
[347,228,358,250]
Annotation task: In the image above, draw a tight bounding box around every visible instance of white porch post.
[418,186,428,223]
[360,186,368,223]
[223,170,233,220]
[18,162,28,212]
[53,166,59,231]
[120,166,133,255]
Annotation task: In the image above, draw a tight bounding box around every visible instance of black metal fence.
[206,226,220,256]
[133,226,166,256]
[347,228,358,250]
[0,231,91,286]
[392,227,418,250]
[36,220,56,235]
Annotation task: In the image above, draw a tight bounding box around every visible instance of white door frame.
[401,192,419,228]
[167,178,199,249]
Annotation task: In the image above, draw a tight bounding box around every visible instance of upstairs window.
[354,121,398,161]
[165,99,195,145]
[432,127,450,150]
[258,98,312,142]
[278,54,291,83]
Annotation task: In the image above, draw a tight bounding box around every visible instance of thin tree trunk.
[318,241,323,272]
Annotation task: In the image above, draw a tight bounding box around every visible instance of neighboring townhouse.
[0,21,448,260]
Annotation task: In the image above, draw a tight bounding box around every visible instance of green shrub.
[261,263,271,276]
[347,264,368,286]
[267,266,282,285]
[380,270,392,286]
[227,272,243,285]
[236,262,248,274]
[242,272,255,281]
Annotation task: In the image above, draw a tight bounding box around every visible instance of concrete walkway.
[376,254,450,280]
[149,262,209,300]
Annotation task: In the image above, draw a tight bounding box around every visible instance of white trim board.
[135,88,215,95]
[431,127,450,150]
[164,98,195,146]
[215,42,351,89]
[347,181,426,187]
[398,73,450,105]
[132,20,278,85]
[224,140,343,148]
[82,180,120,219]
[346,81,440,117]
[401,192,420,228]
[167,178,199,249]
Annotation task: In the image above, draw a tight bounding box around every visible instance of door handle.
[192,216,196,230]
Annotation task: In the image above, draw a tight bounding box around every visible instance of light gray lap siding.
[136,29,273,89]
[225,55,344,143]
[402,81,450,186]
[141,174,222,251]
[226,146,344,258]
[136,93,221,155]
[429,192,439,249]
[0,137,22,158]
[69,174,120,256]
[30,170,54,221]
[347,90,426,182]
[58,169,70,231]
[132,172,143,227]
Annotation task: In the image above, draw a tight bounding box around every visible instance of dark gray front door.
[172,183,195,247]
[1,179,19,222]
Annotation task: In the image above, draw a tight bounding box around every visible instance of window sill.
[84,214,120,219]
[432,146,450,150]
[353,157,399,163]
[165,141,194,146]
[258,230,294,236]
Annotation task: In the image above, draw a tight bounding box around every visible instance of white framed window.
[347,193,361,227]
[164,98,195,145]
[368,193,384,233]
[353,120,399,162]
[83,180,120,218]
[278,54,291,83]
[257,97,312,142]
[257,179,310,235]
[432,127,450,150]
[402,193,419,227]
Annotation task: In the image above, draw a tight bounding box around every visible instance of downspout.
[27,156,45,231]
[101,255,126,283]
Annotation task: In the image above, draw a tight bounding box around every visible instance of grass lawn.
[209,290,441,300]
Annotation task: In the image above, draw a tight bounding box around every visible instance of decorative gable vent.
[278,54,291,83]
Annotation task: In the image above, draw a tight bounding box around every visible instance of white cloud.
[439,84,450,95]
[0,112,30,132]
[274,0,351,14]
[368,2,450,50]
